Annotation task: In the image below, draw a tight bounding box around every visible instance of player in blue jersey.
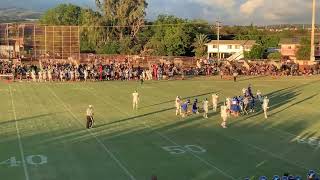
[181,99,190,118]
[230,97,240,117]
[247,84,254,98]
[192,99,199,114]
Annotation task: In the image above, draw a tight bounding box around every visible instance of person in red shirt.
[99,64,103,81]
[153,64,158,80]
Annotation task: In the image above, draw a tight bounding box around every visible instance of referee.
[233,71,238,82]
[86,105,94,129]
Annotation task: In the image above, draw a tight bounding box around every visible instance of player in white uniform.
[262,96,270,119]
[203,98,209,119]
[242,96,249,115]
[256,90,263,104]
[132,90,139,110]
[212,93,219,112]
[86,105,94,128]
[221,104,228,128]
[226,97,231,110]
[175,96,181,116]
[242,88,247,96]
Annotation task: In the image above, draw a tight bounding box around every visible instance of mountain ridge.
[0,7,42,23]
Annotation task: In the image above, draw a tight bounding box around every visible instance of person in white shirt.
[147,70,153,80]
[38,71,43,82]
[132,90,139,110]
[175,96,181,116]
[75,70,80,81]
[221,103,228,128]
[84,69,88,82]
[43,70,47,82]
[31,70,36,82]
[262,96,270,119]
[59,70,64,82]
[212,93,219,112]
[203,98,209,119]
[70,70,75,81]
[86,105,94,129]
[48,69,53,82]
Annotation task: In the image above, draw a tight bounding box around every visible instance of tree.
[144,15,204,56]
[267,52,281,60]
[80,9,106,52]
[95,0,147,40]
[235,25,281,59]
[96,41,120,54]
[244,45,264,59]
[260,36,280,49]
[40,4,82,25]
[192,34,209,58]
[296,38,311,60]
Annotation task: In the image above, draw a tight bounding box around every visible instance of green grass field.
[1,76,320,180]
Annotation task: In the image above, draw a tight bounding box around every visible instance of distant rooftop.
[279,38,301,45]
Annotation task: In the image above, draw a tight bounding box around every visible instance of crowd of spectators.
[0,58,319,82]
[191,59,320,77]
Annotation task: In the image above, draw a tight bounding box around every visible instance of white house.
[206,40,256,60]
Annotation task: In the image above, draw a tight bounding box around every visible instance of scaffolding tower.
[0,23,80,61]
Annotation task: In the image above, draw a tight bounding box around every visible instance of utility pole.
[216,21,222,60]
[310,0,316,61]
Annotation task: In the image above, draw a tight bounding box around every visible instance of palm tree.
[192,34,209,58]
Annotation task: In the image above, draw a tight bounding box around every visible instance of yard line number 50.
[0,155,47,167]
[162,145,206,154]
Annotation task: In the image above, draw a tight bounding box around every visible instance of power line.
[0,22,212,28]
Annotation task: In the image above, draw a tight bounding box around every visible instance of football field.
[1,76,320,180]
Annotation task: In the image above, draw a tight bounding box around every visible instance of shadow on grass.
[0,113,62,126]
[140,91,220,109]
[2,80,319,179]
[95,107,175,128]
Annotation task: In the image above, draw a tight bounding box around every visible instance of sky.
[0,0,317,25]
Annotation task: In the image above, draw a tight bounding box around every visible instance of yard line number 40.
[0,155,47,167]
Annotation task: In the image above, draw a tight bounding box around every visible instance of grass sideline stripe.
[9,85,30,180]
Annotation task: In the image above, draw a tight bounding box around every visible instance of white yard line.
[84,86,237,180]
[82,83,309,178]
[150,113,309,174]
[46,85,136,180]
[9,85,30,180]
[142,121,237,180]
[255,160,267,168]
[213,129,309,171]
